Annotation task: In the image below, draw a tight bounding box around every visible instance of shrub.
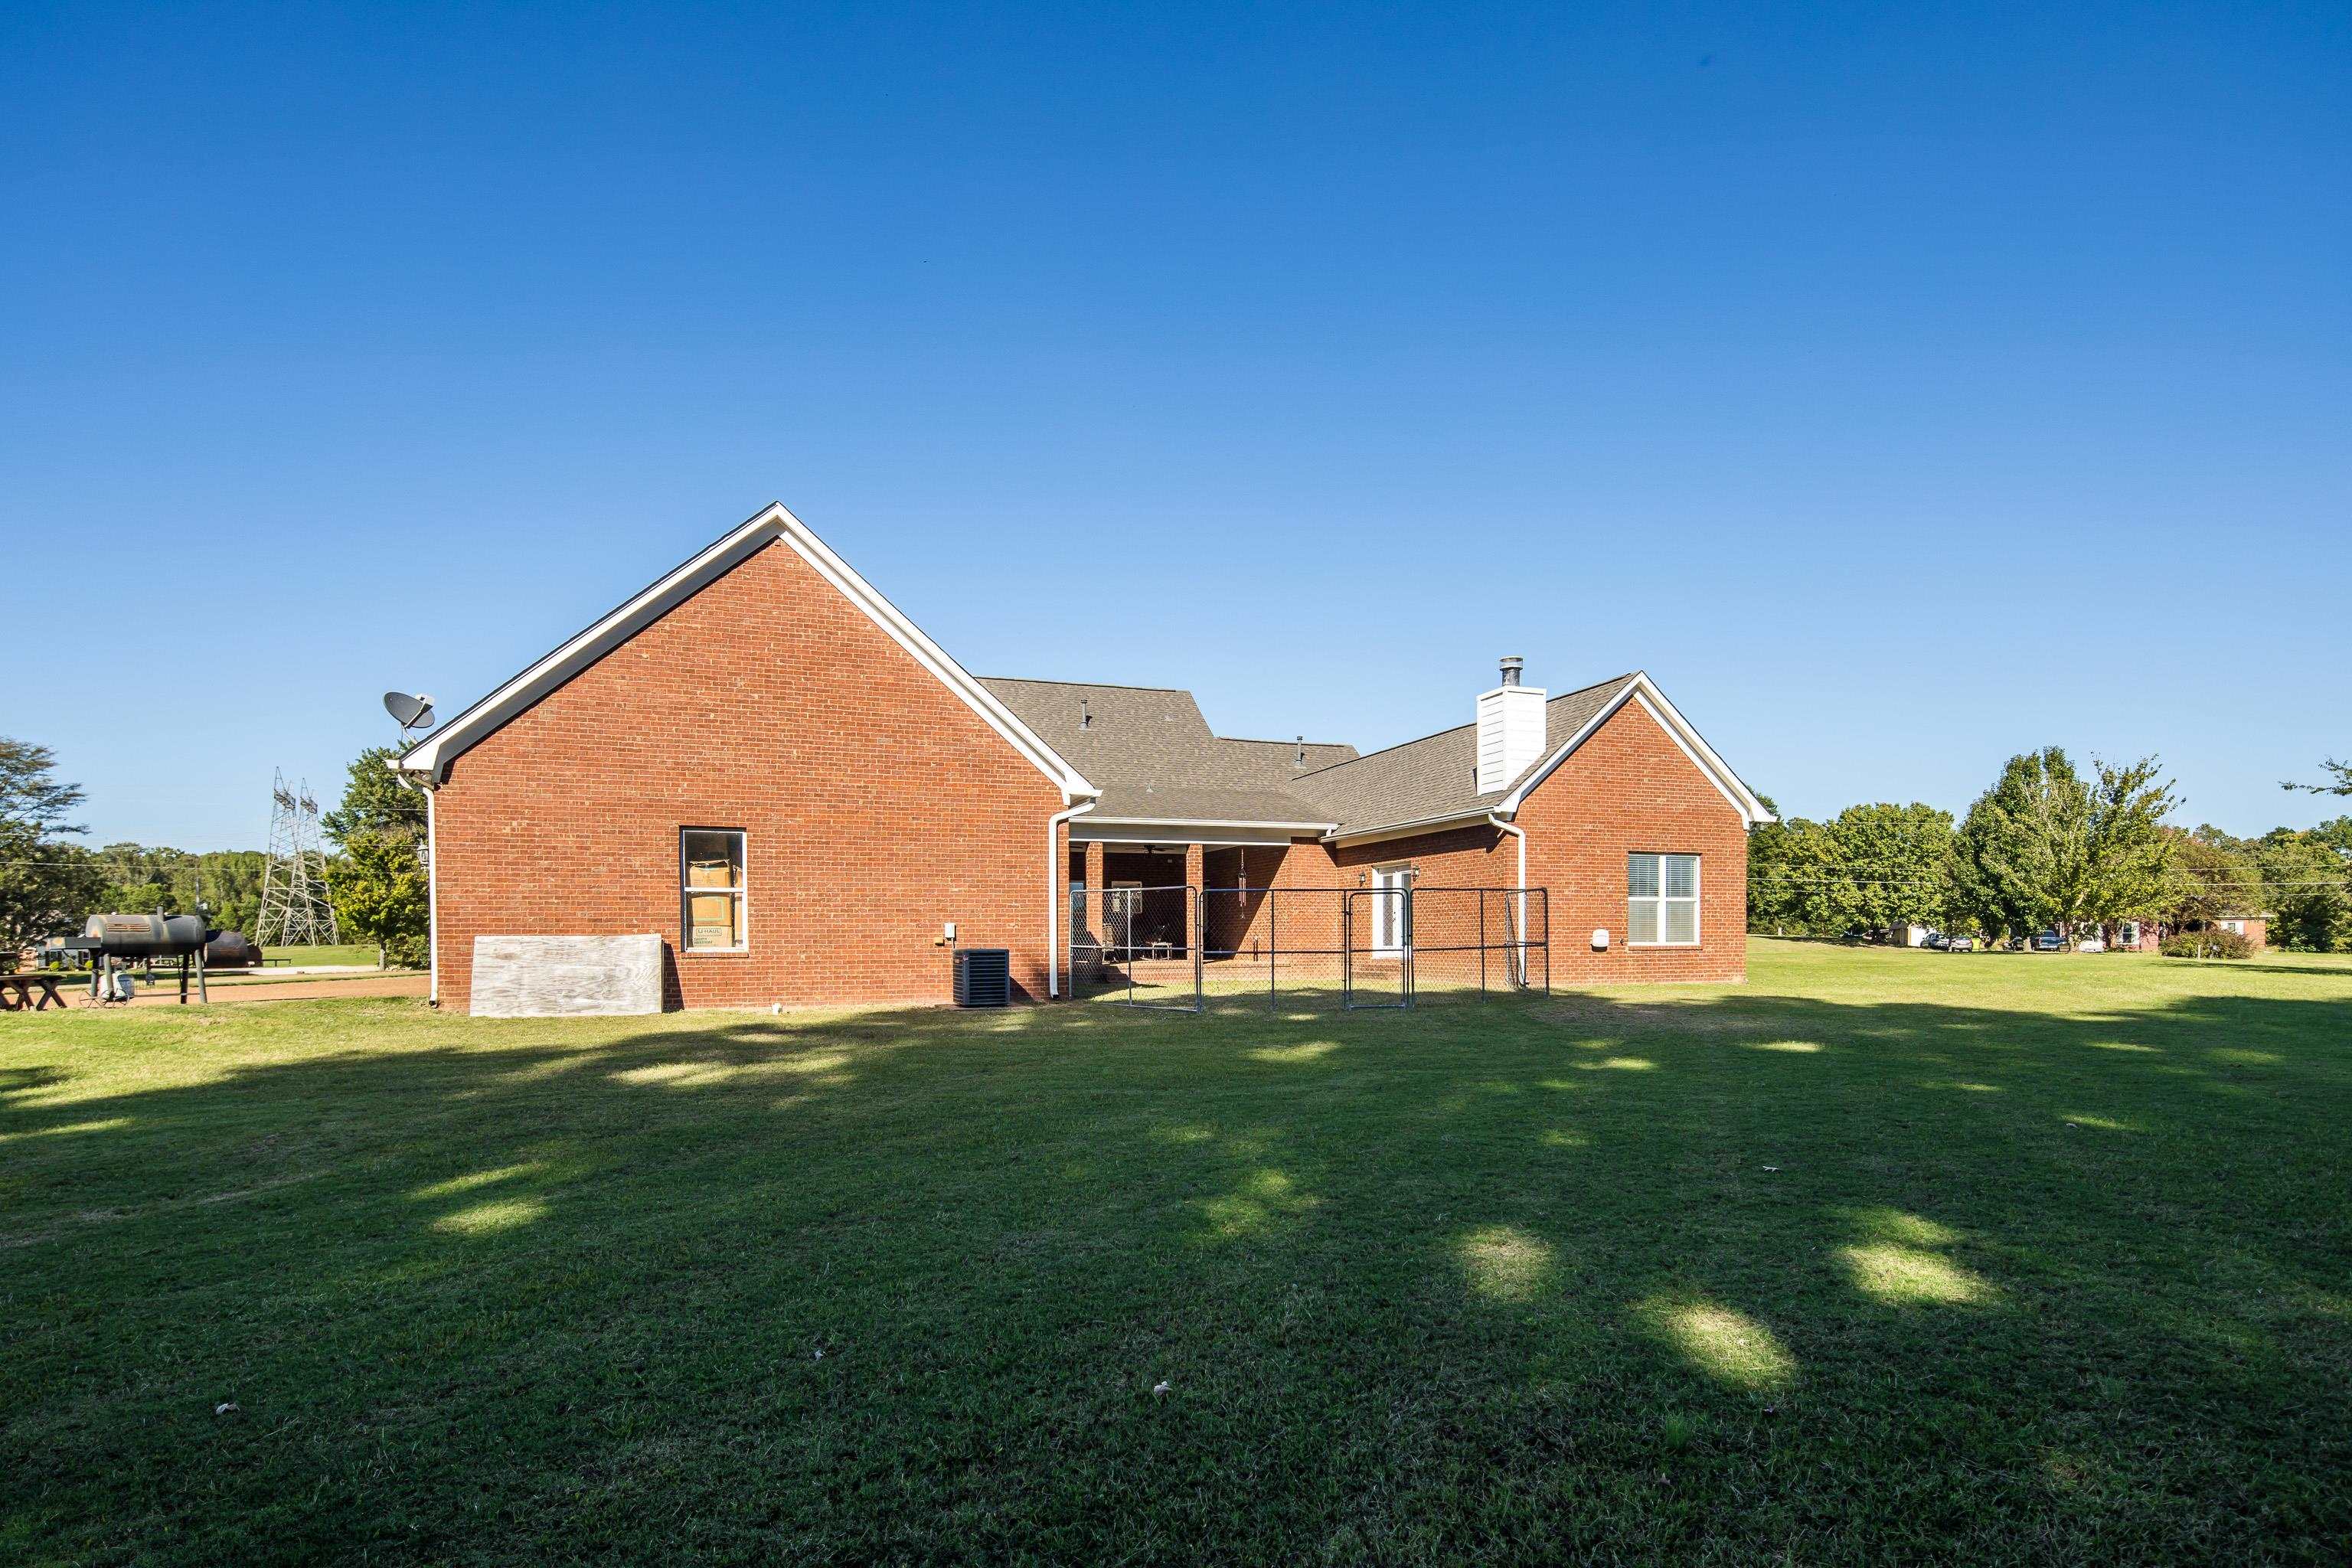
[2161,929,2252,960]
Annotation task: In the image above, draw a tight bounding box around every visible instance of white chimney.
[1475,656,1547,793]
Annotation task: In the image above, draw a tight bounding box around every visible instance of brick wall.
[1511,698,1749,984]
[431,539,1068,1011]
[1191,699,1749,986]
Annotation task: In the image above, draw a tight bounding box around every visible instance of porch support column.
[1184,843,1206,961]
[1080,841,1106,975]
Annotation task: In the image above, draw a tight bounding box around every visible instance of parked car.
[2076,936,2105,954]
[1945,936,1976,952]
[2033,929,2064,952]
[1922,929,1952,950]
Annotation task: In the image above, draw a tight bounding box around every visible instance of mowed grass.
[3,942,2348,1564]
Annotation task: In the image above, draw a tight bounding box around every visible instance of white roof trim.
[1326,808,1486,846]
[1323,808,1495,848]
[1497,672,1772,825]
[397,502,1098,800]
[1083,815,1339,831]
[1073,822,1319,847]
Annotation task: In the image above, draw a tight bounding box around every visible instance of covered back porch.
[1065,824,1308,962]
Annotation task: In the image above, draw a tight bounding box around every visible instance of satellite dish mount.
[384,691,437,740]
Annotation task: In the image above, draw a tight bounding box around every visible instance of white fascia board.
[1324,809,1497,848]
[1496,673,1772,825]
[1073,818,1334,847]
[398,503,1096,802]
[1080,816,1338,831]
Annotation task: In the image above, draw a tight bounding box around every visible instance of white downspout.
[1488,812,1527,987]
[424,782,440,1007]
[1047,799,1097,998]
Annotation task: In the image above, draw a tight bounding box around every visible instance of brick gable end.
[432,540,1064,1009]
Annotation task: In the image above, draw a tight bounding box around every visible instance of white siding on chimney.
[1475,684,1547,793]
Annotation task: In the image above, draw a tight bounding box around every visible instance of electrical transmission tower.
[256,770,340,947]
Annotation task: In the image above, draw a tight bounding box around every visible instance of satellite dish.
[384,691,437,730]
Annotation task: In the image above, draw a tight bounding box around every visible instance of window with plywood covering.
[681,829,746,952]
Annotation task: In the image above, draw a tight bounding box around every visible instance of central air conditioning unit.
[952,947,1011,1008]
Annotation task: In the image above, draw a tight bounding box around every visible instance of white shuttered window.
[1628,853,1700,946]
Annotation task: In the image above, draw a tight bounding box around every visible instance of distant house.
[2109,914,2269,952]
[2195,915,2269,950]
[397,505,1772,1011]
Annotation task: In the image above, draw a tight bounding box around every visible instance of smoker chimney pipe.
[1499,656,1524,688]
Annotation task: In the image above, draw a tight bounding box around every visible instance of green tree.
[2162,827,2262,930]
[1822,802,1956,933]
[2282,759,2352,796]
[322,828,429,969]
[1955,749,2083,940]
[2077,756,2180,929]
[2256,829,2352,952]
[0,737,106,959]
[1746,798,1847,936]
[321,746,430,967]
[194,851,269,938]
[1954,748,2177,940]
[322,746,426,848]
[93,841,180,917]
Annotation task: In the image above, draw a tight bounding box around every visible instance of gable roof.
[398,502,1767,837]
[397,504,1096,798]
[979,678,1355,826]
[1286,675,1628,836]
[1289,671,1772,838]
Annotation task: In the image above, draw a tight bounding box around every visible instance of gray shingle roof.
[983,672,1645,835]
[1286,675,1634,835]
[979,678,1356,825]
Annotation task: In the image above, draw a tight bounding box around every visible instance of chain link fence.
[1192,884,1549,1010]
[1067,884,1203,1011]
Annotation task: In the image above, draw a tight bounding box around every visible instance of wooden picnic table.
[0,972,72,1011]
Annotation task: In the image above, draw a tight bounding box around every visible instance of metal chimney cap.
[1499,656,1525,686]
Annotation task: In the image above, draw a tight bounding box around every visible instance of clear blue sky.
[4,2,2346,851]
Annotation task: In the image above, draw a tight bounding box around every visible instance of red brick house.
[399,505,1772,1011]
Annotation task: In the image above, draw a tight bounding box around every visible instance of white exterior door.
[1370,867,1413,956]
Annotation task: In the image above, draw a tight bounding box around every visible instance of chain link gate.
[1343,886,1411,1009]
[1067,884,1203,1011]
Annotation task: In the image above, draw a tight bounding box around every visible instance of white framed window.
[1628,853,1700,946]
[681,828,746,952]
[1370,864,1414,956]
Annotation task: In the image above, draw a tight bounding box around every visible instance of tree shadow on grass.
[2,974,2348,1563]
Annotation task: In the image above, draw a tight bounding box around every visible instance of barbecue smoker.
[77,913,211,1004]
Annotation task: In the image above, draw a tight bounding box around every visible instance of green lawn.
[4,942,2347,1563]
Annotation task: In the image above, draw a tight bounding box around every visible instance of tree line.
[1,737,430,968]
[9,729,2348,965]
[1751,746,2352,951]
